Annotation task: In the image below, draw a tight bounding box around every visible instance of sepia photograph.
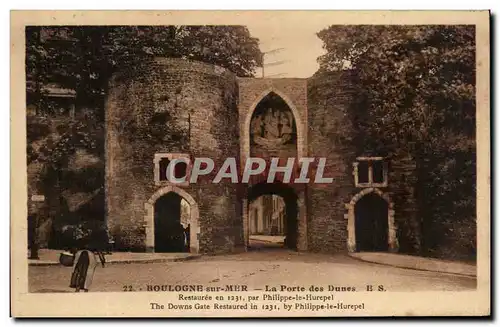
[10,10,490,317]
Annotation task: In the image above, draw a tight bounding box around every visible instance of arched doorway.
[153,193,190,252]
[240,88,308,252]
[345,187,397,253]
[144,186,200,253]
[247,183,298,250]
[355,193,389,251]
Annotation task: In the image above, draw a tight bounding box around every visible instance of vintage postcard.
[11,10,490,317]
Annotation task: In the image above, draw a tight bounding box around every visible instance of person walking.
[69,224,108,292]
[69,248,106,292]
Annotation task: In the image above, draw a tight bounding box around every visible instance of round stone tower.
[105,58,242,254]
[306,71,358,253]
[307,70,415,254]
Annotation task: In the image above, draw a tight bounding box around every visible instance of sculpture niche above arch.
[242,89,305,161]
[250,93,297,149]
[344,187,398,253]
[144,185,200,253]
[241,88,308,252]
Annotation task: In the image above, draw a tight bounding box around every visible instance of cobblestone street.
[29,248,476,293]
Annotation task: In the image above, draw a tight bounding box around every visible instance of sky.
[246,20,328,78]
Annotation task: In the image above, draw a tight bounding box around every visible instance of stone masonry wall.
[306,72,358,253]
[104,58,419,255]
[237,78,309,250]
[387,153,420,254]
[105,58,241,253]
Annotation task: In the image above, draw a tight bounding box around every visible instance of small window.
[174,162,188,179]
[372,161,384,183]
[159,158,170,181]
[357,161,369,184]
[353,157,388,188]
[159,159,188,181]
[154,153,190,186]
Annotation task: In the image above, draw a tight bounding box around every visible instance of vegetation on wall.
[26,24,477,260]
[316,25,476,260]
[26,26,262,252]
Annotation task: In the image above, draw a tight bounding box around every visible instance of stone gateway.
[105,58,419,255]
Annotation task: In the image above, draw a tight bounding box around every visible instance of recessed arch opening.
[247,182,298,251]
[240,87,308,252]
[144,186,199,253]
[153,193,190,252]
[249,92,297,158]
[355,193,389,251]
[242,89,305,164]
[345,188,398,253]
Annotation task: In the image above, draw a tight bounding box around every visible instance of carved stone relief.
[250,106,296,148]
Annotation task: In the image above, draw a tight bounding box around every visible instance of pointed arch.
[144,185,199,253]
[240,88,307,251]
[242,88,305,162]
[344,188,397,253]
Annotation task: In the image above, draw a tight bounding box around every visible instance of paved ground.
[249,235,285,244]
[29,242,476,293]
[350,252,476,277]
[28,249,199,266]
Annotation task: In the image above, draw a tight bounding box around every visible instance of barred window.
[353,157,388,188]
[154,153,190,186]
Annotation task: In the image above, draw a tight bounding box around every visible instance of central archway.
[246,182,298,250]
[239,85,308,251]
